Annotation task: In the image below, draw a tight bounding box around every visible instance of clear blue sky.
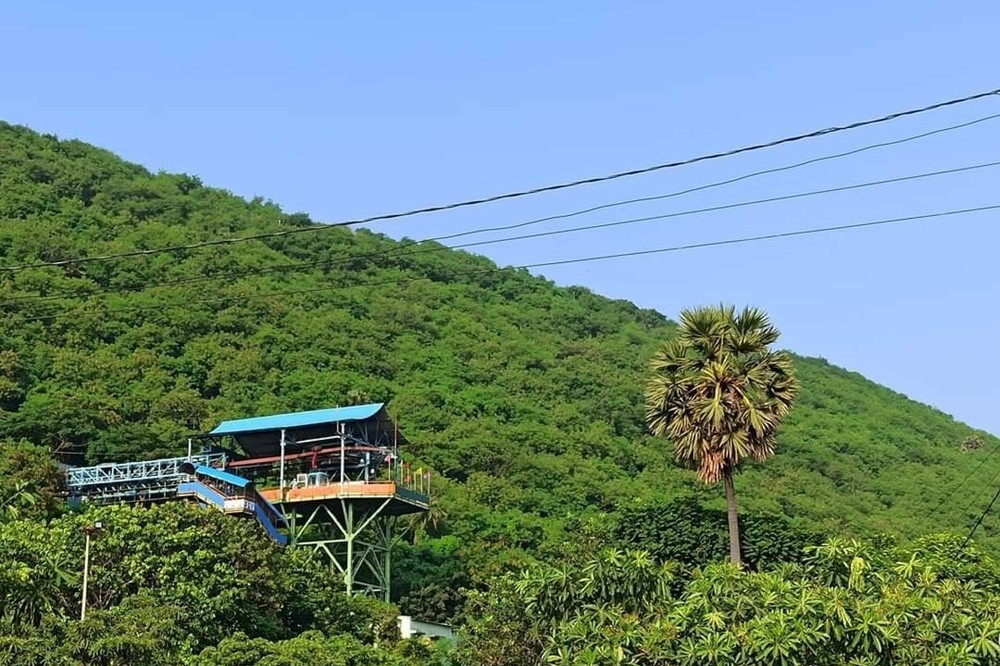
[2,2,999,434]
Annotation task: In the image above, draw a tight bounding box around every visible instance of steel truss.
[67,453,226,504]
[285,499,398,601]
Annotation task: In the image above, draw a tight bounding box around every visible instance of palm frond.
[645,304,798,486]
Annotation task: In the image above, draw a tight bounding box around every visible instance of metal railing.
[392,461,431,497]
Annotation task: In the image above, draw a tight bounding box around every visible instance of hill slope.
[1,121,997,565]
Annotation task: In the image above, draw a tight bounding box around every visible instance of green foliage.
[615,496,820,571]
[0,596,185,666]
[646,305,799,562]
[0,123,1000,664]
[1,120,1000,629]
[190,630,447,666]
[0,502,431,663]
[393,536,469,623]
[452,576,544,666]
[0,440,64,522]
[0,619,448,666]
[646,305,799,484]
[458,538,1000,666]
[60,594,187,666]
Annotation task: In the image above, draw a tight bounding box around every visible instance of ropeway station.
[65,403,430,601]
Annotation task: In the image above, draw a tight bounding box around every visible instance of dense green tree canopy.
[1,120,999,644]
[1,123,996,551]
[615,496,820,571]
[457,536,1000,666]
[0,501,432,665]
[0,440,63,522]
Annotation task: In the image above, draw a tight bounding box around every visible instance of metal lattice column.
[285,499,397,601]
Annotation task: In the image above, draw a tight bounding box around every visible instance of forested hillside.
[1,118,997,605]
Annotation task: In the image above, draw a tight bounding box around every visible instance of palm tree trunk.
[724,471,742,565]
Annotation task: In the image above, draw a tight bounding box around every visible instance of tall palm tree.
[645,305,798,564]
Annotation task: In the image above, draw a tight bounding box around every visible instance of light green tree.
[458,536,1000,666]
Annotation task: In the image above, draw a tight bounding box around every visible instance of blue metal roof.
[210,403,386,437]
[195,465,252,488]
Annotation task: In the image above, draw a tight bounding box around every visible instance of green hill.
[1,120,997,582]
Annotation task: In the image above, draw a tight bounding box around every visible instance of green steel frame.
[283,498,402,601]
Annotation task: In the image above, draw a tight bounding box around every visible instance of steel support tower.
[63,403,428,601]
[210,403,429,601]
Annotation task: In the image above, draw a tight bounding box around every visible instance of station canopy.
[208,403,406,458]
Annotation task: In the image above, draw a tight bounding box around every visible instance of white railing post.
[339,421,345,487]
[279,429,287,495]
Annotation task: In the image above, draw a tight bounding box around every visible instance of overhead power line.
[6,159,1000,306]
[930,442,1000,516]
[1,86,998,273]
[960,460,1000,514]
[509,203,1000,269]
[430,111,1000,245]
[962,472,1000,548]
[12,202,1000,324]
[449,160,1000,250]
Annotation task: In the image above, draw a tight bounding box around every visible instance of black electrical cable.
[7,159,999,306]
[11,202,1000,324]
[431,111,1000,244]
[2,87,998,272]
[962,473,1000,549]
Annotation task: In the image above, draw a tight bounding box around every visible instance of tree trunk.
[724,471,742,565]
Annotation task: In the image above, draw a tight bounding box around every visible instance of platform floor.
[258,482,429,516]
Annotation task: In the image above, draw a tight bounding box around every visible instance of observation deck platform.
[259,481,428,517]
[204,403,430,599]
[64,402,429,600]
